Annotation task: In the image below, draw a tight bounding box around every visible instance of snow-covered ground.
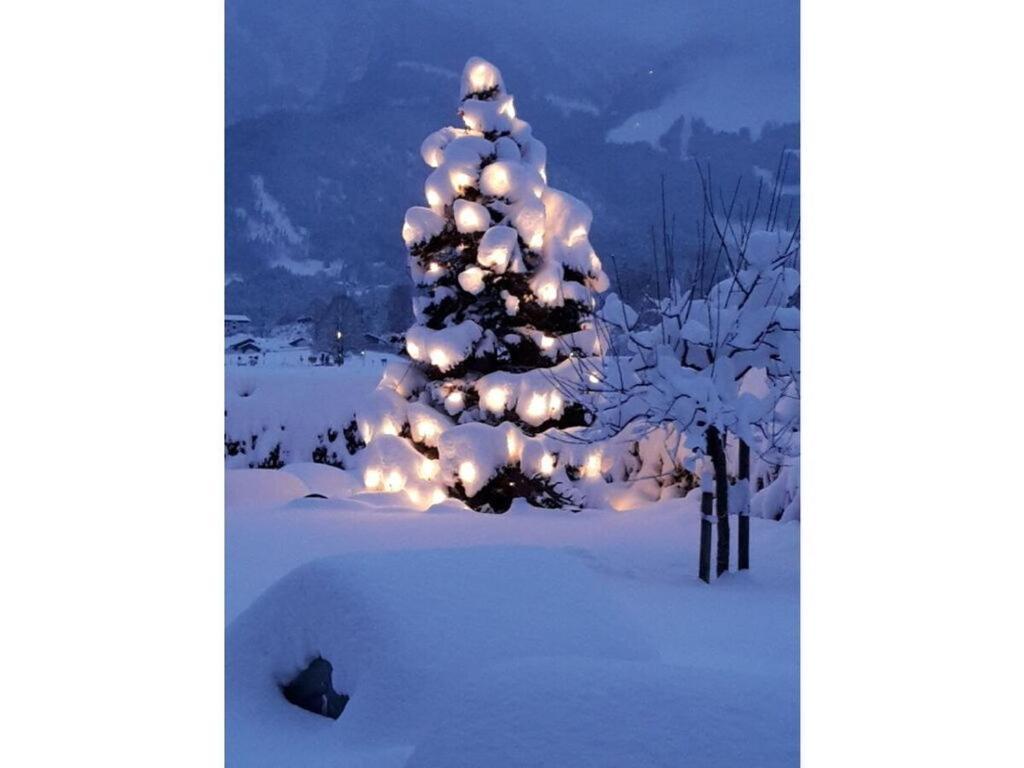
[226,364,799,766]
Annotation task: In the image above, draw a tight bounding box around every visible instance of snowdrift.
[226,547,656,766]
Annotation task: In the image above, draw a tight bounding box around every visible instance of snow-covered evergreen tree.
[354,57,609,512]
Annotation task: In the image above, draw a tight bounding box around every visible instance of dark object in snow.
[281,657,349,719]
[738,440,751,570]
[699,488,713,584]
[303,493,328,499]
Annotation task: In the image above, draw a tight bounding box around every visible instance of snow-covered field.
[226,364,800,767]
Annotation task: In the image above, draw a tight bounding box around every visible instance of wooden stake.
[738,439,751,570]
[699,488,713,584]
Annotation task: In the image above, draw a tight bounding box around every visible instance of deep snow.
[226,466,798,766]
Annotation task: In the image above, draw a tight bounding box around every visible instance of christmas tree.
[355,57,609,512]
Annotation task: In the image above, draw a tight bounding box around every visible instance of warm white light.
[526,393,547,420]
[364,468,382,489]
[532,185,544,199]
[549,391,563,412]
[458,266,486,294]
[446,390,464,406]
[407,488,421,505]
[470,64,489,90]
[431,488,447,505]
[481,164,511,197]
[506,431,520,460]
[462,112,480,131]
[540,453,555,475]
[590,252,602,271]
[429,348,450,369]
[419,459,440,480]
[416,419,438,442]
[529,232,544,250]
[584,453,602,478]
[456,204,488,232]
[425,149,443,168]
[480,246,508,270]
[380,419,398,436]
[569,226,588,246]
[402,222,415,243]
[459,461,477,484]
[539,167,547,183]
[499,98,516,118]
[484,387,508,412]
[537,282,558,303]
[407,340,421,359]
[426,188,442,209]
[588,373,600,384]
[384,469,405,492]
[450,170,474,191]
[428,261,442,274]
[540,335,555,350]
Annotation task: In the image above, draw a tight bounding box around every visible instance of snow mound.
[280,463,362,499]
[226,469,309,509]
[226,548,655,765]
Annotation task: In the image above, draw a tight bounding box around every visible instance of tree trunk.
[699,485,713,583]
[706,426,729,576]
[738,439,751,570]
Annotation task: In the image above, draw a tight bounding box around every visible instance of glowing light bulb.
[407,488,421,505]
[537,282,558,303]
[470,64,489,90]
[588,373,600,384]
[459,461,477,484]
[529,232,544,250]
[380,419,398,436]
[431,488,447,505]
[450,170,473,191]
[485,247,509,269]
[540,454,555,475]
[458,267,486,294]
[569,226,588,246]
[456,204,487,232]
[426,188,442,209]
[585,453,602,478]
[540,335,555,350]
[462,112,480,131]
[384,469,405,492]
[526,393,547,420]
[506,431,519,460]
[482,164,511,197]
[500,98,516,118]
[428,261,442,274]
[430,348,450,369]
[402,222,415,243]
[549,391,563,412]
[407,340,421,359]
[426,149,443,168]
[419,459,439,480]
[446,390,464,406]
[364,468,382,489]
[484,387,508,412]
[416,419,438,442]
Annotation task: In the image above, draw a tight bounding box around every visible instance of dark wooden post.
[738,439,751,570]
[699,475,713,583]
[706,426,730,576]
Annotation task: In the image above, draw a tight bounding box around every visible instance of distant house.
[225,314,251,335]
[228,337,261,354]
